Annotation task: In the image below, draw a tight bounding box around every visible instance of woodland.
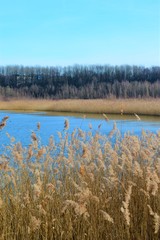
[0,65,160,99]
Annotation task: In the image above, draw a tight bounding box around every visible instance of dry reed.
[0,98,160,115]
[0,118,159,239]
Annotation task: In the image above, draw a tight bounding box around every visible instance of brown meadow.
[0,118,160,239]
[0,98,160,115]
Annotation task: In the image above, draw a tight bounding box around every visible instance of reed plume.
[0,121,159,239]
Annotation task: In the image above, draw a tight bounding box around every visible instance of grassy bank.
[0,120,160,239]
[0,98,160,116]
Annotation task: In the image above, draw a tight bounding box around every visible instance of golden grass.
[0,120,160,239]
[0,98,160,115]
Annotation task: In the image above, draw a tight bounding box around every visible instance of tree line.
[0,65,160,99]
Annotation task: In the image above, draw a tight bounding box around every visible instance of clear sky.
[0,0,160,66]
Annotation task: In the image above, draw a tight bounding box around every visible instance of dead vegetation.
[0,98,160,116]
[0,117,160,239]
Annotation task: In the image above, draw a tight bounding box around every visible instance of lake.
[0,111,160,147]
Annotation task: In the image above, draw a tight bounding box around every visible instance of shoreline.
[0,99,160,116]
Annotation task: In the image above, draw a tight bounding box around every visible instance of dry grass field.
[0,118,160,239]
[0,98,160,115]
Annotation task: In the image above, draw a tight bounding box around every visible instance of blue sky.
[0,0,159,66]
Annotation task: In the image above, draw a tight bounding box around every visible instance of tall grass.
[0,118,160,239]
[0,98,160,115]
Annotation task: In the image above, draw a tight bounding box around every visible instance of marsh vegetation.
[0,118,160,239]
[0,98,160,116]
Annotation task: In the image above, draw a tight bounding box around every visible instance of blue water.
[0,111,160,147]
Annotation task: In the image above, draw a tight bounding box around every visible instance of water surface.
[0,111,160,147]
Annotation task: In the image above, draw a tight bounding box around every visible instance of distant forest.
[0,65,160,99]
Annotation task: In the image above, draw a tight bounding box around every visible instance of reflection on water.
[0,111,160,147]
[39,111,160,122]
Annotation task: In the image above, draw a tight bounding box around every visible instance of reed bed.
[0,118,160,239]
[0,98,160,115]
